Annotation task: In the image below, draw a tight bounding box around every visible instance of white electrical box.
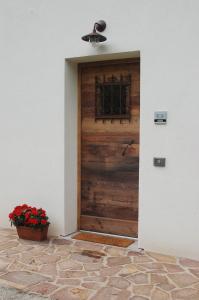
[154,111,167,125]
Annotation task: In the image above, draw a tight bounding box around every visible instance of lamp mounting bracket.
[94,20,106,32]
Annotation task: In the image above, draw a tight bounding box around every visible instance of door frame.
[77,57,140,232]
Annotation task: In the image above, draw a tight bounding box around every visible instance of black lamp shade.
[82,20,107,43]
[82,31,106,43]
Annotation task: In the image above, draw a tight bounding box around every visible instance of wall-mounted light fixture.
[82,20,107,45]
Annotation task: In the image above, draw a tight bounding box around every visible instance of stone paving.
[0,284,45,300]
[0,228,199,299]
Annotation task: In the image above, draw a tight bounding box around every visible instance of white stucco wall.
[1,0,199,260]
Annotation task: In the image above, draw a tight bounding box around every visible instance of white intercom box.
[154,111,167,125]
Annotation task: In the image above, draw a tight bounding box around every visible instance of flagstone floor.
[0,228,199,300]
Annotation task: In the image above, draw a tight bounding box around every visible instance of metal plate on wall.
[153,157,166,167]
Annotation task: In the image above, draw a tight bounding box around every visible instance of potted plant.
[9,204,50,241]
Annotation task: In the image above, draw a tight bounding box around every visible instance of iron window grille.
[95,74,131,121]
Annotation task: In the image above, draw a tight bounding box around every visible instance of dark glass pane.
[121,86,127,114]
[112,85,120,114]
[104,85,111,115]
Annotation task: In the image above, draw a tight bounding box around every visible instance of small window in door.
[95,74,131,121]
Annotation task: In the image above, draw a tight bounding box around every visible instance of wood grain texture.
[72,232,134,247]
[79,59,140,237]
[80,215,138,237]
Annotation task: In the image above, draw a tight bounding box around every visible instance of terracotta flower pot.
[16,225,49,241]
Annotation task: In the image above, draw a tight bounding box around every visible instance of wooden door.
[79,59,140,237]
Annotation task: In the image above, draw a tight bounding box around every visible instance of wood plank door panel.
[79,59,140,237]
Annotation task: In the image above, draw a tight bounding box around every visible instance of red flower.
[9,213,14,220]
[14,206,21,210]
[38,209,46,216]
[14,209,22,216]
[21,204,29,209]
[31,208,38,215]
[41,219,47,225]
[28,218,38,225]
[25,212,31,220]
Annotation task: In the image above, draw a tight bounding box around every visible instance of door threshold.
[78,230,138,241]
